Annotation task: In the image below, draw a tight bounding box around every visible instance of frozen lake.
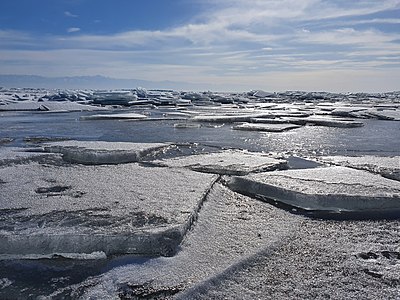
[0,93,399,299]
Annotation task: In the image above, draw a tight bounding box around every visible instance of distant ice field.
[1,109,399,157]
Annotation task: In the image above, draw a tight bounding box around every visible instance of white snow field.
[227,166,400,213]
[0,161,217,257]
[43,140,171,164]
[153,150,287,175]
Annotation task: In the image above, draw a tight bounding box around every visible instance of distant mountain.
[0,74,213,91]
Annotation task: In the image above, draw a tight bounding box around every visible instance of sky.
[0,0,399,92]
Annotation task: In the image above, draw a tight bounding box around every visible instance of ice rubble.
[152,150,287,175]
[227,166,400,213]
[43,140,170,164]
[0,101,106,112]
[317,155,400,181]
[233,123,301,132]
[0,162,217,257]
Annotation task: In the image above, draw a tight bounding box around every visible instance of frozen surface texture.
[0,162,217,257]
[44,140,171,164]
[153,150,287,175]
[227,166,400,213]
[179,218,400,300]
[318,155,400,181]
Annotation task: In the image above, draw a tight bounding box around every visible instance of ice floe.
[43,141,171,164]
[233,123,301,132]
[285,116,364,128]
[0,162,217,257]
[318,155,400,181]
[80,112,148,120]
[153,150,287,175]
[227,166,400,214]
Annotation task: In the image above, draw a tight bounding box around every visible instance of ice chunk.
[285,116,364,128]
[318,156,400,181]
[80,112,148,120]
[43,141,170,165]
[153,150,287,175]
[367,109,400,121]
[227,166,400,214]
[233,123,301,132]
[0,162,217,257]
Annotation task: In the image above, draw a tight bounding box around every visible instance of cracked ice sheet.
[52,183,301,299]
[0,162,217,256]
[227,166,400,213]
[43,140,171,164]
[153,150,287,175]
[318,155,400,181]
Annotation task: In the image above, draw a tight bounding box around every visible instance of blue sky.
[0,0,399,91]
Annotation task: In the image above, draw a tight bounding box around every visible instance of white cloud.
[1,0,400,91]
[67,27,81,33]
[64,11,78,18]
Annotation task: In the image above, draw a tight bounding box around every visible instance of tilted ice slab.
[367,109,400,121]
[80,112,148,120]
[0,163,217,257]
[227,166,400,213]
[233,123,301,132]
[153,150,287,175]
[318,156,400,181]
[285,116,364,128]
[43,141,171,165]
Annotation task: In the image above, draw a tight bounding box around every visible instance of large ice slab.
[318,156,400,181]
[43,141,171,165]
[0,163,217,257]
[233,123,301,132]
[153,150,287,175]
[227,166,400,214]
